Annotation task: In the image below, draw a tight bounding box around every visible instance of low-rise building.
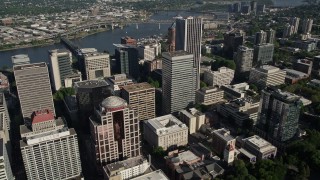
[249,65,286,88]
[178,108,205,134]
[294,59,313,75]
[144,114,188,150]
[221,83,249,100]
[217,98,260,126]
[144,59,162,73]
[64,73,82,88]
[203,67,234,87]
[212,128,235,156]
[165,150,224,180]
[240,135,277,160]
[295,40,317,52]
[195,86,225,105]
[308,79,320,88]
[103,156,150,180]
[284,69,309,84]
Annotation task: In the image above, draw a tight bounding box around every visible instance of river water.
[0,11,203,67]
[0,2,306,67]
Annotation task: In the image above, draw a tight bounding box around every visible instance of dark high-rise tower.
[257,87,302,142]
[175,17,203,89]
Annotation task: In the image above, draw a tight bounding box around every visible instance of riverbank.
[0,28,113,52]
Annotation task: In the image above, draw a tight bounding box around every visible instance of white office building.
[144,114,188,150]
[178,108,205,134]
[48,49,74,91]
[82,49,111,80]
[203,67,234,87]
[20,109,82,180]
[195,86,225,105]
[103,156,150,180]
[249,65,286,88]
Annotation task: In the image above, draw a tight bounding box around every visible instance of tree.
[53,87,75,101]
[200,81,207,88]
[249,84,258,92]
[152,146,165,157]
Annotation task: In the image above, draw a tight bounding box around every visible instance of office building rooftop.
[145,114,188,135]
[297,59,312,65]
[255,65,281,74]
[79,48,98,54]
[168,151,200,164]
[162,50,192,57]
[74,80,108,88]
[213,128,234,142]
[31,109,54,124]
[122,82,153,92]
[284,68,309,78]
[13,62,46,70]
[105,156,147,172]
[198,86,224,94]
[243,135,276,154]
[265,87,301,103]
[131,170,169,180]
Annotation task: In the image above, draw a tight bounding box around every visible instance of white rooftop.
[213,128,235,142]
[145,114,188,135]
[131,170,169,180]
[169,151,200,164]
[243,135,276,153]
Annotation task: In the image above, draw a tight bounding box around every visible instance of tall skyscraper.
[89,96,141,165]
[121,83,155,121]
[14,63,55,120]
[175,17,203,89]
[48,49,74,91]
[290,17,300,34]
[302,18,313,34]
[254,30,267,45]
[20,109,82,179]
[162,51,196,114]
[266,29,276,44]
[234,46,254,75]
[168,23,176,52]
[257,87,302,142]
